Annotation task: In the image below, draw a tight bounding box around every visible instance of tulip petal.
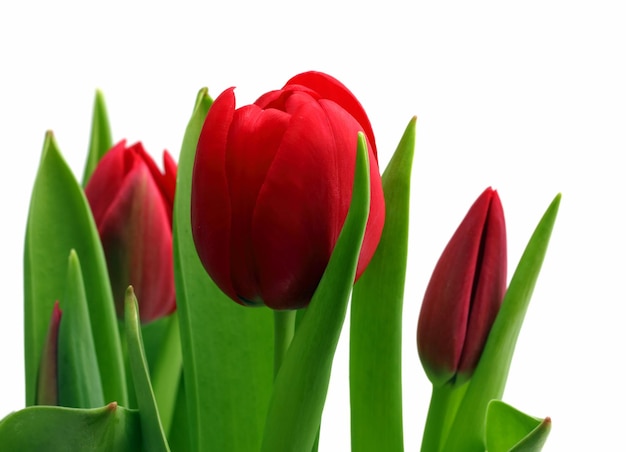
[458,190,507,376]
[97,163,175,322]
[225,104,290,303]
[285,71,378,157]
[191,87,238,302]
[251,98,351,309]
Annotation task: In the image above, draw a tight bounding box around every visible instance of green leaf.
[149,312,183,435]
[57,250,105,408]
[173,88,275,452]
[486,400,551,452]
[0,403,142,451]
[350,116,416,452]
[24,132,127,407]
[260,132,371,452]
[124,287,169,452]
[442,194,561,451]
[82,89,113,186]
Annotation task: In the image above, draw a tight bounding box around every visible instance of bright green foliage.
[82,89,113,186]
[350,117,416,452]
[24,132,127,407]
[0,404,142,451]
[486,400,551,452]
[57,250,104,408]
[124,287,169,452]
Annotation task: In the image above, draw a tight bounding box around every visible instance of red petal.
[285,71,378,158]
[191,88,238,303]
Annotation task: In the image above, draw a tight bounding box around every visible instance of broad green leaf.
[350,116,416,452]
[0,403,141,451]
[486,400,551,452]
[260,133,371,452]
[57,250,104,408]
[82,89,113,186]
[24,132,127,407]
[125,287,169,452]
[442,194,561,451]
[149,312,183,435]
[173,88,274,452]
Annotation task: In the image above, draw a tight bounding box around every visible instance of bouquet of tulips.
[0,72,558,451]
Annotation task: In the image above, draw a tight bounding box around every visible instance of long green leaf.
[0,403,141,451]
[57,250,104,408]
[82,89,113,186]
[24,132,127,406]
[125,287,169,452]
[350,116,416,452]
[442,194,561,451]
[485,400,551,452]
[260,133,371,452]
[173,88,275,452]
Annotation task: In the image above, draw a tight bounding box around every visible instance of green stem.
[420,382,468,452]
[273,310,297,378]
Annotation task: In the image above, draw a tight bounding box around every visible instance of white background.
[1,1,624,450]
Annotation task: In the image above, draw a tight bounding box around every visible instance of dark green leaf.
[350,116,416,452]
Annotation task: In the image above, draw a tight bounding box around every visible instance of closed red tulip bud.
[36,301,62,406]
[85,140,177,323]
[417,187,507,386]
[191,71,385,310]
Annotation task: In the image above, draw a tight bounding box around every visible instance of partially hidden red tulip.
[191,71,385,310]
[36,301,62,405]
[85,140,177,323]
[417,187,507,387]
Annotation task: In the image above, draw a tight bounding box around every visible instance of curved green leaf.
[57,250,104,408]
[173,88,275,452]
[443,194,561,451]
[350,116,416,452]
[486,400,551,452]
[125,287,169,452]
[260,132,371,452]
[82,89,113,186]
[0,403,141,451]
[24,132,127,407]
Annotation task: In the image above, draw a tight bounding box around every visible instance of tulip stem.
[273,310,297,378]
[420,381,468,452]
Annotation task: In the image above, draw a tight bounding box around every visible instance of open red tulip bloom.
[417,187,507,386]
[191,71,385,310]
[85,140,177,323]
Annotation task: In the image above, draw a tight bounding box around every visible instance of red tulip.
[191,71,385,310]
[85,140,177,323]
[417,187,507,386]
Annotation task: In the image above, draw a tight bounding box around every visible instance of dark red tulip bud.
[417,187,507,386]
